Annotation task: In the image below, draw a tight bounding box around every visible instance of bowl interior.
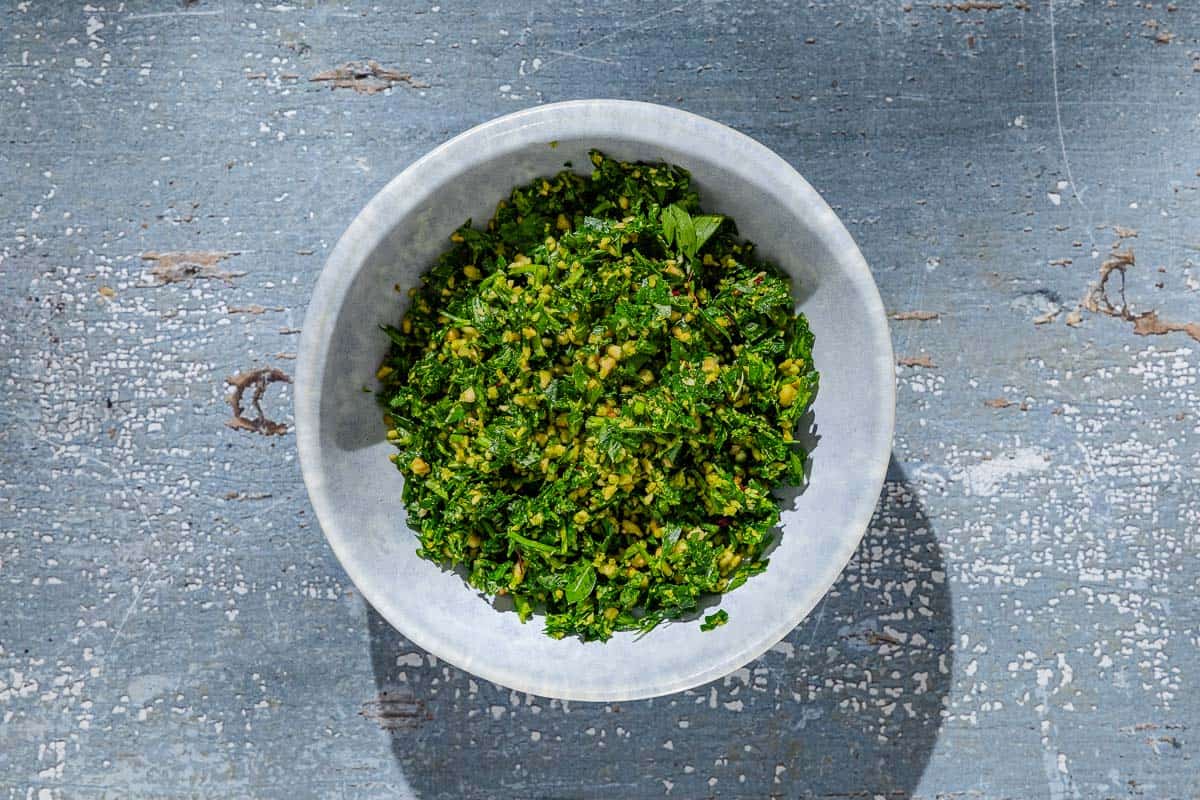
[298,102,893,701]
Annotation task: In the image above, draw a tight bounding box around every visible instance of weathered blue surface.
[1,1,1198,797]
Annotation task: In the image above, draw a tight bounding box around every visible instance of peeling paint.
[225,367,292,435]
[310,61,430,94]
[140,251,244,285]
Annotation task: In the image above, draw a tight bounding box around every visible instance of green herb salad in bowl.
[377,151,819,642]
[297,101,893,701]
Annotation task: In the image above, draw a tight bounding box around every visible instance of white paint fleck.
[958,447,1050,496]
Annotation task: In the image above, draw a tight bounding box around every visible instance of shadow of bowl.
[364,459,952,799]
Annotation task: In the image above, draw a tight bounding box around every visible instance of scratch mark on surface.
[805,596,827,648]
[1072,442,1100,494]
[125,9,223,20]
[536,3,693,72]
[1047,0,1095,246]
[542,49,617,66]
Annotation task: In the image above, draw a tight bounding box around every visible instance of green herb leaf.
[700,609,729,631]
[564,562,596,604]
[662,205,722,260]
[380,324,407,346]
[661,203,680,247]
[691,215,724,254]
[508,529,558,556]
[663,204,697,258]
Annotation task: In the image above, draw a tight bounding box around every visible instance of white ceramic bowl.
[296,100,894,701]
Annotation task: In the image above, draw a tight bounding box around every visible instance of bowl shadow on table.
[365,457,952,800]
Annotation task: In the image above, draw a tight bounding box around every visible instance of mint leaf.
[674,206,696,258]
[662,204,696,258]
[691,215,724,254]
[661,204,679,246]
[564,562,596,604]
[663,205,720,260]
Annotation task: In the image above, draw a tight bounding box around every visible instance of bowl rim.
[296,99,895,701]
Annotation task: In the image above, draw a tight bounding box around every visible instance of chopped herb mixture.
[377,151,818,641]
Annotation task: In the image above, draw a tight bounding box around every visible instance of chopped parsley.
[377,150,818,641]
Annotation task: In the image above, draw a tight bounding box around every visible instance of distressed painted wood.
[1,1,1197,797]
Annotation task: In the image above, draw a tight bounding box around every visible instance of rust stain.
[360,691,427,730]
[310,61,430,94]
[891,310,940,321]
[898,355,936,368]
[225,367,291,436]
[984,398,1015,409]
[142,251,244,285]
